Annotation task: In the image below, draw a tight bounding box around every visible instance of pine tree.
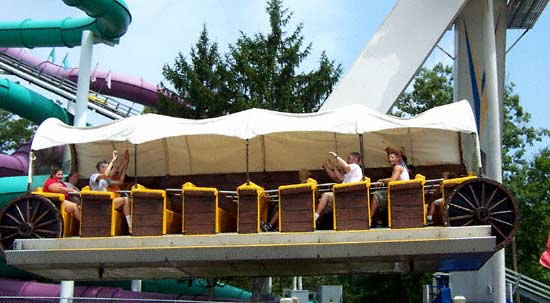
[159,24,229,119]
[158,0,342,117]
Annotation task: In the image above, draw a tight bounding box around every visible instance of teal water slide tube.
[0,0,131,47]
[0,79,70,202]
[0,78,71,124]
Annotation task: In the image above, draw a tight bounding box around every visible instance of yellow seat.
[79,186,121,237]
[388,174,426,228]
[132,185,181,236]
[439,176,478,226]
[333,178,371,231]
[182,182,235,235]
[32,187,80,237]
[278,178,318,232]
[237,182,270,233]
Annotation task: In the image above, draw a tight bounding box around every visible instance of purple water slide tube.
[1,48,161,108]
[0,278,246,302]
[0,143,30,178]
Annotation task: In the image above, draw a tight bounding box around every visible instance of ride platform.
[5,226,495,281]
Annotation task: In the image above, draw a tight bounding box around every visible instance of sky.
[1,0,549,152]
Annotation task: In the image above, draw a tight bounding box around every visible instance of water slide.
[0,0,131,48]
[0,278,252,301]
[0,1,250,300]
[1,48,160,108]
[0,78,71,203]
[0,0,131,177]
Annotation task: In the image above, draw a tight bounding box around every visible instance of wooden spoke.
[33,207,53,226]
[5,212,22,225]
[462,219,474,226]
[468,184,481,208]
[25,198,30,223]
[456,191,477,210]
[491,224,508,241]
[34,229,59,235]
[34,219,58,229]
[480,183,486,207]
[489,216,514,227]
[488,197,509,212]
[449,203,474,213]
[490,210,515,216]
[449,214,474,221]
[29,198,43,223]
[14,203,26,223]
[486,187,499,209]
[0,232,18,241]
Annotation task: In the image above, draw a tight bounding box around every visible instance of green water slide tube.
[0,0,131,47]
[0,78,70,207]
[0,78,71,124]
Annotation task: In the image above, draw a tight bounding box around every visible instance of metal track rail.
[0,51,141,119]
[506,267,550,303]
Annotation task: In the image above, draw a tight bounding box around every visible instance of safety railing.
[505,267,550,303]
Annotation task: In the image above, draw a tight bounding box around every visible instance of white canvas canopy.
[31,100,480,178]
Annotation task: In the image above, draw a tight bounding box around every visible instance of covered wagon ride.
[0,100,518,255]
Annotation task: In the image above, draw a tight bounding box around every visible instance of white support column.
[131,280,142,292]
[453,0,507,301]
[262,277,272,297]
[482,1,505,302]
[59,280,74,303]
[483,0,503,181]
[60,30,94,303]
[74,30,94,127]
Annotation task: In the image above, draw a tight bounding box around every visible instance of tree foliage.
[0,109,36,153]
[505,148,550,283]
[499,83,550,284]
[159,24,230,119]
[502,83,550,178]
[391,63,453,117]
[158,0,341,118]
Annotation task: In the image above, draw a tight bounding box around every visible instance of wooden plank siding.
[333,180,371,231]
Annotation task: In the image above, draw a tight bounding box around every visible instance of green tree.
[0,109,36,153]
[500,84,550,285]
[159,24,229,119]
[501,82,550,178]
[391,63,453,117]
[505,148,550,283]
[226,0,341,113]
[159,0,341,117]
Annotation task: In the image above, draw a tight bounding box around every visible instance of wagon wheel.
[445,178,519,250]
[0,194,62,253]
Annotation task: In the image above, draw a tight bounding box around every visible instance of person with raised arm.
[315,151,363,226]
[89,150,131,230]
